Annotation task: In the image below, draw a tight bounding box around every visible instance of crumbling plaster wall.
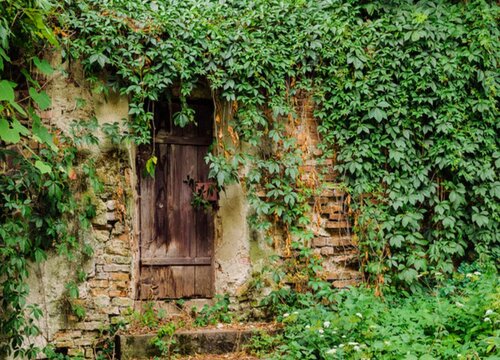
[17,53,359,358]
[19,55,255,357]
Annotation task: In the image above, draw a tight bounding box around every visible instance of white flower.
[324,321,331,328]
[484,317,491,323]
[283,313,289,317]
[326,348,337,354]
[318,329,324,334]
[455,302,464,308]
[466,273,473,278]
[348,342,359,346]
[354,345,361,352]
[474,271,481,276]
[356,313,363,318]
[305,325,310,329]
[339,344,344,348]
[485,309,494,316]
[292,311,298,315]
[342,335,346,338]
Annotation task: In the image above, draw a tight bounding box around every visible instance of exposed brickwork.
[51,161,134,358]
[294,92,361,287]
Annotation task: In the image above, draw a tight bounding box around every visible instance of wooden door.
[138,99,214,299]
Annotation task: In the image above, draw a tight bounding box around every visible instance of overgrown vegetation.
[0,1,99,357]
[264,264,499,359]
[0,0,498,357]
[62,0,499,289]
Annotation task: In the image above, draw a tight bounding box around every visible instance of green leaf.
[29,87,51,110]
[145,155,157,177]
[368,107,387,122]
[0,118,20,143]
[12,119,30,136]
[34,249,47,263]
[442,216,455,228]
[35,160,52,174]
[32,114,57,151]
[0,80,15,102]
[472,212,489,227]
[89,53,109,68]
[33,57,54,76]
[390,235,404,248]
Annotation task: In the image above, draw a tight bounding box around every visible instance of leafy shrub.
[269,265,499,359]
[193,294,232,327]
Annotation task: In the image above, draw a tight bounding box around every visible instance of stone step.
[118,328,270,359]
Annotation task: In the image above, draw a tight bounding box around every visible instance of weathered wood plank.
[141,257,212,266]
[155,132,212,146]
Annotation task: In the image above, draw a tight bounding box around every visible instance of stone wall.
[16,55,359,358]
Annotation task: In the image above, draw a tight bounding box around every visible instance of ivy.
[60,0,499,291]
[0,1,101,357]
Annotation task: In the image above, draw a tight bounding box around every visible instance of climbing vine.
[0,1,100,357]
[61,0,499,290]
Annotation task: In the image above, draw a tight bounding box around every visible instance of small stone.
[320,247,334,255]
[106,200,116,211]
[110,273,130,281]
[94,295,111,308]
[112,297,134,307]
[106,211,116,222]
[85,348,94,358]
[103,264,129,272]
[312,237,327,247]
[107,307,121,316]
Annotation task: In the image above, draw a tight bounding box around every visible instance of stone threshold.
[118,328,272,359]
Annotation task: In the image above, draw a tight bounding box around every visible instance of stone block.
[103,264,130,272]
[112,297,134,307]
[90,288,109,297]
[118,329,271,359]
[321,204,343,214]
[110,280,129,290]
[106,211,116,222]
[329,213,347,221]
[94,295,111,308]
[89,279,109,288]
[106,200,116,211]
[320,246,334,255]
[326,236,353,247]
[67,348,84,357]
[110,272,130,281]
[109,290,127,298]
[332,279,359,288]
[75,321,103,331]
[85,347,94,358]
[112,255,131,265]
[325,221,350,229]
[312,237,326,247]
[105,241,131,256]
[106,306,121,315]
[94,271,109,280]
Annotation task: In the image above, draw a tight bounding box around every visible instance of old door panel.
[138,98,214,299]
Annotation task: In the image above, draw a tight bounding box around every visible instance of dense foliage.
[0,1,96,357]
[0,0,498,357]
[262,264,499,359]
[63,0,499,288]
